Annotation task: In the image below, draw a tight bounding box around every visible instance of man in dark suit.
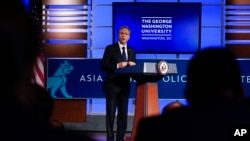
[101,25,136,141]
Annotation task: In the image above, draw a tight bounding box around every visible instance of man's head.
[185,47,244,107]
[118,25,131,45]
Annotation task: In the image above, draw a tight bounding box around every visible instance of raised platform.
[64,115,134,132]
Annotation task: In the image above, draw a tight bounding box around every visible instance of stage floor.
[64,115,134,132]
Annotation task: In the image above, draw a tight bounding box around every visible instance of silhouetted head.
[185,47,244,108]
[0,1,40,86]
[162,100,185,114]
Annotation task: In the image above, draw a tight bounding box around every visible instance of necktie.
[122,47,127,61]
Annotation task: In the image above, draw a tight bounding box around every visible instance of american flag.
[29,0,44,87]
[32,53,45,87]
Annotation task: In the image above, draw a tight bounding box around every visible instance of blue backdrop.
[46,58,250,99]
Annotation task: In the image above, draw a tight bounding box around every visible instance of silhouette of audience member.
[135,47,250,141]
[185,47,244,108]
[161,100,185,115]
[0,1,95,141]
[245,97,250,105]
[15,83,54,130]
[15,84,64,132]
[0,1,40,137]
[14,83,95,141]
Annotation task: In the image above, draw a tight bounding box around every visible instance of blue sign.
[46,58,250,99]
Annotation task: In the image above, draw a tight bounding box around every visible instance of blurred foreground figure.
[1,1,40,133]
[135,47,250,141]
[0,1,95,140]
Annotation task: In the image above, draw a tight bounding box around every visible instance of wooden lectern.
[115,60,177,141]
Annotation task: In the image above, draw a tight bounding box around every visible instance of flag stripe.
[32,54,45,87]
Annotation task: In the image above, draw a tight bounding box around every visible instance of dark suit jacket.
[101,43,136,94]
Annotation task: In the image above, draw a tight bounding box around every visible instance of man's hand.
[128,61,136,66]
[118,62,128,68]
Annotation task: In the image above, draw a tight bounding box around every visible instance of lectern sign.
[46,58,250,99]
